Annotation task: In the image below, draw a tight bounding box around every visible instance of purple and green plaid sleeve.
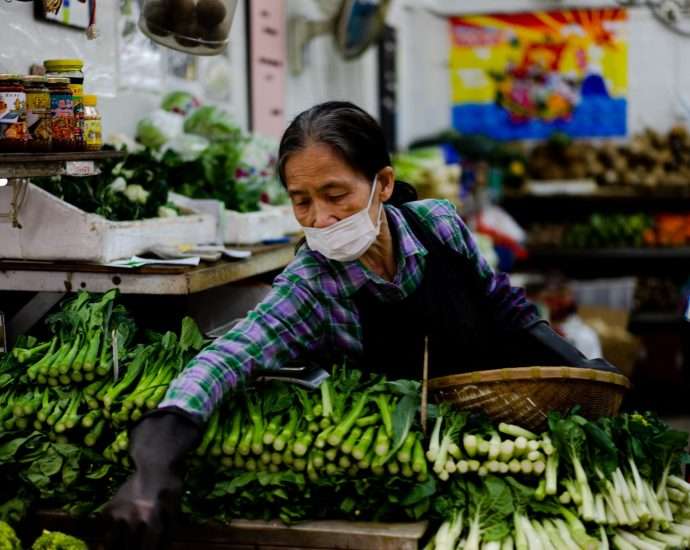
[162,199,541,422]
[160,277,327,420]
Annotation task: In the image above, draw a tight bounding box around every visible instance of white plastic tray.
[223,204,301,245]
[0,183,216,262]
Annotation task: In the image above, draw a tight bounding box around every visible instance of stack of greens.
[0,291,434,526]
[138,92,287,213]
[32,149,179,222]
[1,290,689,546]
[183,370,434,524]
[0,520,87,550]
[33,91,288,222]
[0,521,88,550]
[424,409,690,549]
[0,291,207,519]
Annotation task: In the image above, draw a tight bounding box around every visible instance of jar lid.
[0,74,24,81]
[46,76,71,85]
[23,75,48,84]
[84,94,98,106]
[44,59,84,71]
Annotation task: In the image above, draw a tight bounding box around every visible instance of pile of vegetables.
[183,370,434,524]
[425,408,690,549]
[137,91,288,213]
[0,291,207,519]
[529,212,690,249]
[392,148,461,202]
[0,521,89,550]
[0,291,433,527]
[33,91,288,222]
[0,521,87,550]
[528,213,652,250]
[528,127,690,188]
[32,149,179,222]
[0,290,688,547]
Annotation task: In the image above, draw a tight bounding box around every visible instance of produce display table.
[0,241,296,345]
[0,241,296,295]
[32,511,428,550]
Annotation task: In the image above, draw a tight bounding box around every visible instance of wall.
[1,1,689,146]
[394,0,690,147]
[0,0,377,138]
[283,1,379,122]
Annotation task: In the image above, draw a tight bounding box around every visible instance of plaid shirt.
[161,199,541,421]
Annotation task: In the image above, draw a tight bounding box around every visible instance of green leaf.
[385,379,420,397]
[179,317,206,353]
[385,394,419,461]
[37,450,64,477]
[0,433,41,462]
[400,477,437,506]
[85,464,111,480]
[226,472,257,495]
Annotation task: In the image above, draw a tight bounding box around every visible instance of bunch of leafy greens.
[137,93,284,213]
[32,149,177,221]
[159,111,275,212]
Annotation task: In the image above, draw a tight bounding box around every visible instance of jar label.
[68,83,84,142]
[84,119,102,148]
[0,91,28,141]
[51,92,75,142]
[26,92,52,143]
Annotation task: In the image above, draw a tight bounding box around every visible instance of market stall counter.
[31,511,428,550]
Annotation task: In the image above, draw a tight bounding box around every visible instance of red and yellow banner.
[450,9,628,139]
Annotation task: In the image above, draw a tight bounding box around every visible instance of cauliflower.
[31,530,87,550]
[0,520,21,550]
[123,184,150,205]
[107,176,127,194]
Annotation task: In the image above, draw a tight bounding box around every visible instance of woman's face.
[284,142,394,229]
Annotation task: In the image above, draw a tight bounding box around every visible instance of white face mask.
[302,176,383,262]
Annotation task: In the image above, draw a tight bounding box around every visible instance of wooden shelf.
[0,150,124,163]
[0,150,124,178]
[501,186,690,226]
[527,246,690,260]
[0,242,296,295]
[504,185,690,200]
[33,510,428,550]
[517,246,690,276]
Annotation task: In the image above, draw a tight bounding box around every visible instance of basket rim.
[428,366,632,391]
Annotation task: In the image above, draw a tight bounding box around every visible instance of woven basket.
[428,366,631,432]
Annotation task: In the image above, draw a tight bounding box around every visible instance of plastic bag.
[136,109,185,149]
[164,134,210,162]
[560,314,603,360]
[184,106,242,142]
[162,91,200,116]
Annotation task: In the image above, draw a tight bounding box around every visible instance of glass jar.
[139,0,238,55]
[46,77,75,152]
[0,74,28,153]
[23,76,52,152]
[45,59,85,150]
[83,95,102,151]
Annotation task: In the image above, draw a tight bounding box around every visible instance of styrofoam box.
[169,192,225,244]
[223,204,301,245]
[0,183,216,262]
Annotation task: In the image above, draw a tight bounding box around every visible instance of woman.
[106,102,617,548]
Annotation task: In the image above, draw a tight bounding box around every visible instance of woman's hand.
[104,410,201,549]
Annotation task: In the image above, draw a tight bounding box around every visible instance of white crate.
[169,192,225,244]
[0,183,216,263]
[223,204,300,245]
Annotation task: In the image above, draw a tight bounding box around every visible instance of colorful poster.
[449,9,628,140]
